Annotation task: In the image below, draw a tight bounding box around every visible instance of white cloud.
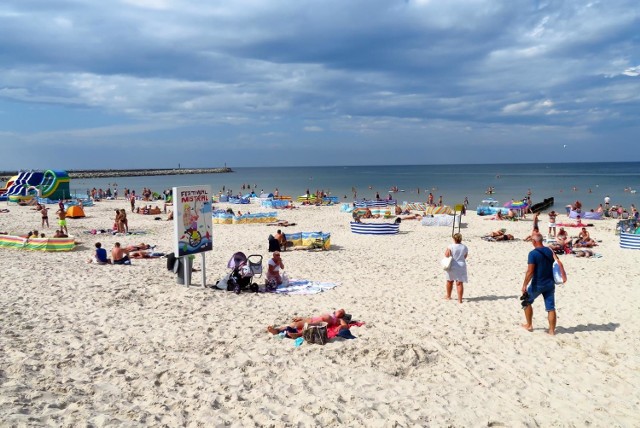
[303,126,323,132]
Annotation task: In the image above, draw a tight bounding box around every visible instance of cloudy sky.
[1,0,638,170]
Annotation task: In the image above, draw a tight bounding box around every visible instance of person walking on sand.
[520,233,566,335]
[444,233,468,303]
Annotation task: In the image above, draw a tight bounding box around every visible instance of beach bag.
[552,262,565,285]
[535,248,566,285]
[303,322,328,345]
[441,256,453,271]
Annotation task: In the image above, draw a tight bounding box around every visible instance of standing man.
[56,207,68,235]
[604,195,610,208]
[41,205,49,228]
[521,233,566,335]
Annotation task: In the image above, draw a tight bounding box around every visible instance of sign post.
[172,185,213,287]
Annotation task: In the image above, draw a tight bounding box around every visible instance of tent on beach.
[66,205,86,218]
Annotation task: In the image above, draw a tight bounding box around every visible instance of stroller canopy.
[227,251,247,269]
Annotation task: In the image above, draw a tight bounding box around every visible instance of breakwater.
[0,167,232,182]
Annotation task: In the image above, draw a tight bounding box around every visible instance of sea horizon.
[13,161,629,214]
[3,160,640,176]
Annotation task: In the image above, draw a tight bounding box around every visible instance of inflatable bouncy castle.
[2,170,70,203]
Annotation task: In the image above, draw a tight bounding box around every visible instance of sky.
[0,0,639,170]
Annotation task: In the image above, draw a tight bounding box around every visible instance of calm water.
[69,162,640,211]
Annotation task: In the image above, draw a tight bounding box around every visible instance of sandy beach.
[0,199,638,426]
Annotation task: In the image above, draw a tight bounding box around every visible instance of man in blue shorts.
[521,233,565,335]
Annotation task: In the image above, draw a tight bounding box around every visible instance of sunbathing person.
[495,233,515,241]
[574,228,597,248]
[524,227,540,242]
[274,230,287,251]
[125,243,153,252]
[129,250,161,259]
[488,229,507,237]
[573,249,595,257]
[495,211,504,220]
[53,229,68,238]
[556,227,568,243]
[402,214,423,220]
[267,309,349,339]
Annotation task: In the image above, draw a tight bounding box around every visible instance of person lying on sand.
[482,230,515,241]
[399,214,422,220]
[572,249,595,258]
[487,228,507,237]
[129,250,164,259]
[267,309,350,339]
[125,243,154,252]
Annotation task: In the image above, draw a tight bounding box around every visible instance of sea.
[67,162,640,211]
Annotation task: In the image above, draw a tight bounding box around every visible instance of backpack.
[166,252,177,271]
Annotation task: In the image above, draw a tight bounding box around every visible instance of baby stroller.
[226,252,263,294]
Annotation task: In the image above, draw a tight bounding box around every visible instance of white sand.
[0,199,638,426]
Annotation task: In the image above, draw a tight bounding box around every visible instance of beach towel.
[267,280,338,295]
[327,322,365,339]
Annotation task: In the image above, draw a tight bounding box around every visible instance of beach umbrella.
[504,200,528,209]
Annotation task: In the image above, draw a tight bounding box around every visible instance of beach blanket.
[268,280,339,295]
[569,210,603,220]
[327,321,365,339]
[266,221,297,227]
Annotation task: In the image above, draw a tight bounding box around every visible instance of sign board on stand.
[172,185,213,286]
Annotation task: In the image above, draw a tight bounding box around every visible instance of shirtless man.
[111,242,131,265]
[274,230,287,251]
[574,228,596,248]
[41,206,49,228]
[53,229,68,238]
[56,208,68,235]
[267,309,349,338]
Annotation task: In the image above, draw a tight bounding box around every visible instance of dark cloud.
[0,0,638,168]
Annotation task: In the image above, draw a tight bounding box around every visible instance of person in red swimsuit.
[267,309,348,338]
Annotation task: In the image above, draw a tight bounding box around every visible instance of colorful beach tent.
[66,205,86,218]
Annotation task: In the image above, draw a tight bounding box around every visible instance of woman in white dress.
[444,233,468,303]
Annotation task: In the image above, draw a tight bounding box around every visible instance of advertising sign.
[173,185,213,257]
